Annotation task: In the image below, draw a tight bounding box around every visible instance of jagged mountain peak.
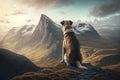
[17,25,36,36]
[41,14,53,21]
[34,14,57,33]
[39,14,55,26]
[30,14,62,47]
[73,23,101,38]
[78,23,96,32]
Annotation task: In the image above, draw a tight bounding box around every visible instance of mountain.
[97,28,120,49]
[0,48,39,80]
[73,23,100,39]
[28,14,63,66]
[29,14,63,47]
[0,26,11,42]
[1,25,36,50]
[89,15,120,48]
[0,14,102,67]
[0,14,63,67]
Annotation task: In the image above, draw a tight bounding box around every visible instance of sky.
[0,0,120,28]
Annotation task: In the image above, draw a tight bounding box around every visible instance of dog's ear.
[69,20,73,25]
[60,21,64,25]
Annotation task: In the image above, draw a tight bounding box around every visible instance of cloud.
[3,9,24,17]
[90,0,120,17]
[11,10,24,15]
[26,19,33,23]
[0,19,9,23]
[15,0,76,9]
[59,11,67,15]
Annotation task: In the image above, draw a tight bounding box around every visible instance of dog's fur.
[60,20,87,69]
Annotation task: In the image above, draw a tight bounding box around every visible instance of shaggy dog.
[60,20,87,69]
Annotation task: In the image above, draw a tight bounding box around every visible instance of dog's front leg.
[60,41,66,63]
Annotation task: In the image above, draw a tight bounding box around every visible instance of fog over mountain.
[86,15,120,44]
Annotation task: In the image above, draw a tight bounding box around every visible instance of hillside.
[0,48,119,80]
[0,48,39,80]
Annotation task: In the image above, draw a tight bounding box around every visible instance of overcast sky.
[0,0,120,27]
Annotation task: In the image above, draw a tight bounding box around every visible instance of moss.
[41,68,54,74]
[102,64,120,80]
[11,66,80,80]
[11,65,80,80]
[53,62,66,70]
[48,73,64,80]
[11,73,51,80]
[103,69,120,80]
[55,68,80,78]
[89,74,107,80]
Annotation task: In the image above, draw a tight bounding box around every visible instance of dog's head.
[60,20,73,32]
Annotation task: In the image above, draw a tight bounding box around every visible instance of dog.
[60,20,87,69]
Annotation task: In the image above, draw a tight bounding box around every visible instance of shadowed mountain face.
[29,14,63,66]
[0,14,103,67]
[30,14,63,47]
[0,48,39,80]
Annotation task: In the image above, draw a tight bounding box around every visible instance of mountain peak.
[30,14,63,47]
[41,14,48,18]
[73,23,101,38]
[40,14,53,22]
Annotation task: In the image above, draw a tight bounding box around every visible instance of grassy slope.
[83,49,120,66]
[11,62,120,80]
[102,64,120,80]
[11,62,80,80]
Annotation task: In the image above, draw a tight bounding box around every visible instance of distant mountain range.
[73,23,100,38]
[0,14,115,67]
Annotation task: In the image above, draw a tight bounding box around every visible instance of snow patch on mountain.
[22,25,36,36]
[73,23,100,38]
[12,27,22,33]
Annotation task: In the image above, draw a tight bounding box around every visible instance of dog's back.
[64,32,82,67]
[61,20,87,69]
